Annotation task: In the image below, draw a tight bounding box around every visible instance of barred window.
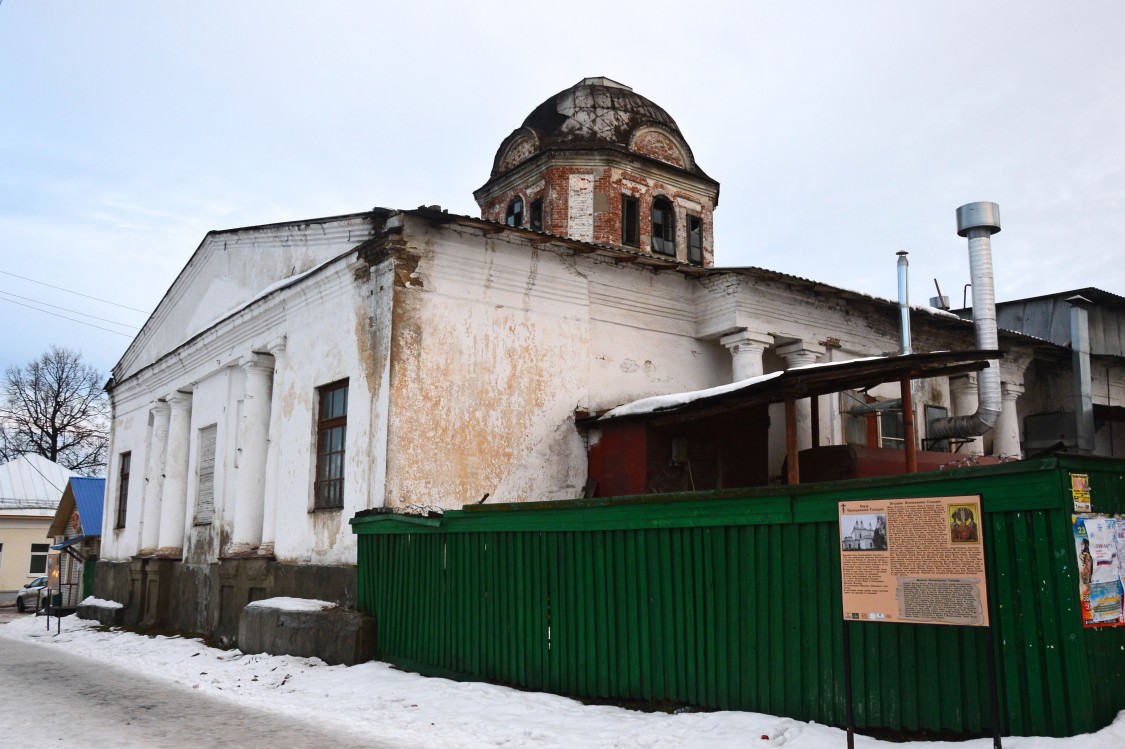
[194,425,217,524]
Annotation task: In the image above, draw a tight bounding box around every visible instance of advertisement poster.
[1073,514,1125,627]
[1071,473,1092,513]
[839,496,989,627]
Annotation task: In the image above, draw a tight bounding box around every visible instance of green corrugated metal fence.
[352,455,1125,737]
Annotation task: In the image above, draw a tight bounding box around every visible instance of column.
[156,391,193,557]
[230,353,275,555]
[993,381,1025,458]
[776,341,826,450]
[720,330,774,381]
[139,401,171,555]
[949,375,984,455]
[259,339,286,558]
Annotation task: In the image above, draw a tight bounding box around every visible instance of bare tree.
[0,346,109,476]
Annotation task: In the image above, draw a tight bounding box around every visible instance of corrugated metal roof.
[70,477,105,537]
[589,350,998,425]
[0,454,76,510]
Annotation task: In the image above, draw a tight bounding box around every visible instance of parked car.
[15,577,49,612]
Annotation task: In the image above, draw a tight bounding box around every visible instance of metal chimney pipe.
[929,202,1003,439]
[897,251,912,355]
[1069,295,1095,453]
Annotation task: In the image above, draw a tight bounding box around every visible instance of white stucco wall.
[102,218,394,567]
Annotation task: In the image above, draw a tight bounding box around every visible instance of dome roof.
[488,77,711,180]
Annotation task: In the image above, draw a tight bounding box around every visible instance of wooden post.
[786,399,800,485]
[810,394,820,447]
[900,378,917,473]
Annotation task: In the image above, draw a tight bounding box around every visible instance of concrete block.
[76,603,125,626]
[238,605,376,666]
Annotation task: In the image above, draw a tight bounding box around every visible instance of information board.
[839,496,989,627]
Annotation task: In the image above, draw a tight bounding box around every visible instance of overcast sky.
[2,1,1123,378]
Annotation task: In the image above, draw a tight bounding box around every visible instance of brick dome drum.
[475,77,719,267]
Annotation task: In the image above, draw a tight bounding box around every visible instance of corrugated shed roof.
[0,454,77,510]
[70,477,105,536]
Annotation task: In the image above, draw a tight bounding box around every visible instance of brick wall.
[480,161,716,267]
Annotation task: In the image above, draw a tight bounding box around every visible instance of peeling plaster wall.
[384,218,724,509]
[385,220,589,508]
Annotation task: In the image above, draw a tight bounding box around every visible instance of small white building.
[0,454,76,593]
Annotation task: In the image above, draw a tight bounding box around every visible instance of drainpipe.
[1069,295,1095,453]
[930,202,1002,439]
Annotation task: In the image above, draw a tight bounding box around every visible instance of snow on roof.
[599,356,895,421]
[0,454,76,509]
[600,371,785,420]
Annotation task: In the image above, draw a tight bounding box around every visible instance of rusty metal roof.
[587,350,1000,426]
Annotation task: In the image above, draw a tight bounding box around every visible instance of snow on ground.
[79,596,123,609]
[244,596,336,612]
[1,614,1122,749]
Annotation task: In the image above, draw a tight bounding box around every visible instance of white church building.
[95,77,1125,642]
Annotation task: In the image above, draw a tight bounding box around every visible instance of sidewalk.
[1,613,1122,749]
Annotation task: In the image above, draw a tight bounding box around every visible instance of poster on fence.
[1073,514,1125,627]
[839,496,989,627]
[1071,473,1092,512]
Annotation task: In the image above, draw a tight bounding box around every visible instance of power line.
[0,290,140,330]
[0,296,135,337]
[0,269,149,314]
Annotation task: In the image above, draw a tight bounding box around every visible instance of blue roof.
[51,535,89,550]
[69,477,105,537]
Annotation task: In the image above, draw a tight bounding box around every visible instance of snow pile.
[244,596,336,612]
[79,596,124,609]
[2,614,1122,748]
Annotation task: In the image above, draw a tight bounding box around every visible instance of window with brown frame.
[622,195,639,247]
[115,452,131,529]
[314,380,348,510]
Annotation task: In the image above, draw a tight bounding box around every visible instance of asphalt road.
[0,635,402,748]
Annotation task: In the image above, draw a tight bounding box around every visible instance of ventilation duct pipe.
[897,251,912,355]
[929,202,1002,439]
